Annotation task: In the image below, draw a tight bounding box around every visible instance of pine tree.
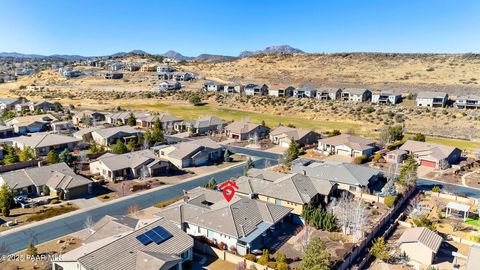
[151,118,164,145]
[0,183,15,213]
[297,238,331,270]
[284,138,300,164]
[59,148,73,165]
[127,139,136,152]
[399,154,418,187]
[369,237,391,261]
[112,139,128,154]
[46,150,59,164]
[18,146,34,162]
[144,129,152,147]
[243,157,254,175]
[3,145,19,164]
[127,112,136,126]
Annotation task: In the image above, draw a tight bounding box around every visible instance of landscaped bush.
[50,199,60,204]
[412,217,437,231]
[469,233,480,243]
[432,186,441,193]
[353,155,368,164]
[276,262,290,270]
[26,206,77,222]
[373,153,383,162]
[100,195,110,199]
[244,254,256,262]
[384,195,397,208]
[266,262,277,269]
[154,196,182,208]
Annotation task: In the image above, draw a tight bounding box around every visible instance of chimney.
[301,170,306,176]
[179,204,186,232]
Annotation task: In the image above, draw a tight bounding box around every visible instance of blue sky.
[0,0,479,56]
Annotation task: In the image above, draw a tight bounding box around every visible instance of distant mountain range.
[0,45,305,62]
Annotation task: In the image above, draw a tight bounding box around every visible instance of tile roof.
[225,121,261,134]
[270,126,314,141]
[397,227,443,253]
[0,162,75,189]
[10,133,81,149]
[416,91,448,99]
[6,113,58,127]
[95,150,165,171]
[92,126,143,139]
[400,140,458,162]
[46,171,92,190]
[319,134,376,151]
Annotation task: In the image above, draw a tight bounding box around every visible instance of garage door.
[280,141,290,148]
[420,160,437,168]
[337,149,351,157]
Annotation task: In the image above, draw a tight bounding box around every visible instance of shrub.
[469,233,480,243]
[2,207,10,217]
[26,206,77,222]
[266,262,277,269]
[249,265,257,270]
[384,195,397,208]
[373,153,382,162]
[26,242,38,256]
[244,254,256,262]
[432,186,441,193]
[276,262,290,270]
[275,252,286,263]
[100,195,110,200]
[353,155,368,164]
[50,199,60,204]
[412,217,437,231]
[154,196,182,208]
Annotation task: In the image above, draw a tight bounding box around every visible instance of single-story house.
[269,126,320,148]
[317,87,342,100]
[224,121,269,141]
[10,133,81,156]
[244,84,268,96]
[155,138,223,168]
[0,162,92,199]
[399,140,462,169]
[52,216,193,270]
[291,159,381,193]
[157,81,181,91]
[6,114,58,134]
[416,91,448,108]
[204,81,225,92]
[51,121,75,132]
[72,110,106,126]
[341,88,372,102]
[317,134,377,157]
[268,85,294,97]
[155,187,292,256]
[397,227,443,266]
[293,86,317,98]
[90,150,171,181]
[15,101,56,112]
[106,111,142,125]
[371,92,402,104]
[236,171,336,216]
[173,116,226,135]
[136,113,182,130]
[455,95,480,109]
[73,126,105,141]
[91,126,144,146]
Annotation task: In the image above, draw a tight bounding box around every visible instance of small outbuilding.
[445,201,471,221]
[397,227,443,266]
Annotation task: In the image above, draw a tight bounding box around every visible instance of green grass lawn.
[465,218,480,227]
[425,136,480,151]
[126,102,364,132]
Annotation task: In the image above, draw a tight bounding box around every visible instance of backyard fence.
[0,159,41,173]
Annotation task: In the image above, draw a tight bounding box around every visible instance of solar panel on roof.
[152,226,173,241]
[145,230,163,244]
[136,234,152,245]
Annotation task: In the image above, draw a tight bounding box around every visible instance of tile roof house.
[52,216,193,270]
[173,116,226,135]
[224,121,269,141]
[91,126,144,146]
[455,95,480,109]
[399,140,462,169]
[154,187,292,255]
[291,159,381,193]
[155,138,223,168]
[269,126,320,148]
[371,92,402,104]
[341,88,372,102]
[317,134,377,157]
[90,150,171,181]
[397,227,443,266]
[416,91,448,108]
[236,171,336,216]
[9,133,81,156]
[6,113,58,134]
[0,162,92,199]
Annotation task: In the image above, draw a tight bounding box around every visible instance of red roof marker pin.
[218,180,238,202]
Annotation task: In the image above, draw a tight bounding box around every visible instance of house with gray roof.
[9,133,81,156]
[0,162,92,199]
[6,113,58,134]
[236,171,336,216]
[224,121,269,141]
[157,80,181,91]
[399,140,461,169]
[270,126,320,148]
[317,87,342,100]
[416,91,448,107]
[293,85,317,98]
[317,134,377,157]
[0,97,24,110]
[371,92,402,104]
[204,81,225,92]
[268,85,294,97]
[91,126,144,146]
[72,110,106,126]
[156,138,223,168]
[341,88,372,102]
[291,159,381,193]
[0,125,14,138]
[396,227,443,266]
[90,150,171,181]
[136,113,182,130]
[244,84,268,96]
[455,95,480,109]
[52,216,193,270]
[174,115,226,135]
[155,187,292,255]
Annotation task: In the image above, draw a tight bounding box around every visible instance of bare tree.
[140,165,149,180]
[84,216,95,234]
[328,193,353,235]
[294,225,313,253]
[451,218,464,232]
[378,127,391,147]
[351,201,368,242]
[127,204,140,217]
[235,261,247,270]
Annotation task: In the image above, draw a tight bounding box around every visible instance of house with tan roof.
[136,113,182,130]
[399,140,462,169]
[173,116,226,135]
[154,187,292,255]
[236,170,336,216]
[6,113,58,134]
[90,149,170,181]
[317,134,377,157]
[9,133,81,156]
[155,138,223,168]
[270,126,320,148]
[0,162,92,199]
[224,121,269,141]
[52,216,193,270]
[397,227,443,266]
[91,126,144,146]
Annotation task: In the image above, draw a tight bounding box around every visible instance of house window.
[207,230,214,239]
[275,199,282,205]
[349,186,357,192]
